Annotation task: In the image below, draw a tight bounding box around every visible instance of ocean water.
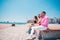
[0,22,26,24]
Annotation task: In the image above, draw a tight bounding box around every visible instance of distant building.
[49,18,55,24]
[52,17,57,23]
[58,18,60,24]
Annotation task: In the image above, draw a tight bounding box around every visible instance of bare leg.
[27,25,32,32]
[41,31,44,40]
[26,26,39,39]
[34,30,39,40]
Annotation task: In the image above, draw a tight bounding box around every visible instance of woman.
[33,16,39,25]
[27,16,39,33]
[26,15,42,40]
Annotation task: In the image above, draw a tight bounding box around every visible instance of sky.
[0,0,60,22]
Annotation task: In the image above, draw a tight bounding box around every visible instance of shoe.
[32,35,36,38]
[26,35,32,40]
[35,37,39,40]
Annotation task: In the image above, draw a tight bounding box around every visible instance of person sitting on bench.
[27,11,49,40]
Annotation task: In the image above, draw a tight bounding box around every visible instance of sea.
[0,22,26,24]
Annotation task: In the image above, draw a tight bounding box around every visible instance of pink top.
[41,16,49,27]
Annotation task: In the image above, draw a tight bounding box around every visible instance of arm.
[41,18,49,26]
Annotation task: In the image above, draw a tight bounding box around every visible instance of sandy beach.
[0,24,30,40]
[0,24,60,40]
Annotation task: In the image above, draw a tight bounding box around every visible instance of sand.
[0,24,31,40]
[0,24,60,40]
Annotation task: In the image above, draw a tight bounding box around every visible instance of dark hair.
[42,11,46,14]
[34,16,38,23]
[34,16,38,20]
[34,21,37,23]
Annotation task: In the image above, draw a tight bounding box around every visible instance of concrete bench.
[40,28,60,40]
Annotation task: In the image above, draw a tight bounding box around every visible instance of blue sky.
[0,0,60,22]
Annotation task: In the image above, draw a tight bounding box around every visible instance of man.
[27,11,49,40]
